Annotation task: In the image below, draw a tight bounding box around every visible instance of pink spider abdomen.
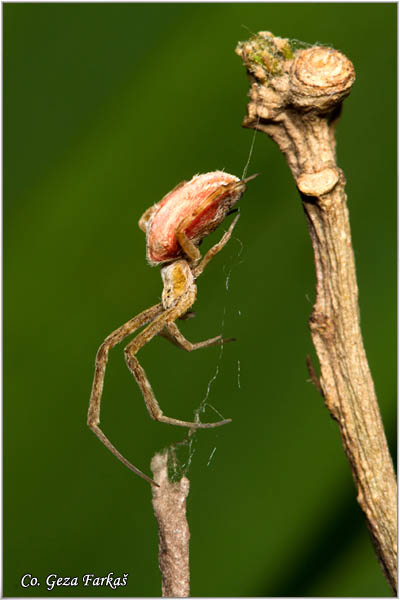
[146,171,241,265]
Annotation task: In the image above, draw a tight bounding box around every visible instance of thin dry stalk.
[236,32,397,593]
[151,451,190,598]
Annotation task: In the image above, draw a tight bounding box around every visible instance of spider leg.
[124,295,232,429]
[193,214,240,278]
[176,227,202,263]
[178,310,196,321]
[138,204,157,233]
[159,322,235,351]
[175,183,241,265]
[88,302,163,485]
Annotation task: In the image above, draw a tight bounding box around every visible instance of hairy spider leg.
[88,303,164,485]
[175,182,245,263]
[159,322,235,351]
[174,174,256,266]
[123,210,242,434]
[124,293,232,429]
[89,192,244,484]
[193,214,240,278]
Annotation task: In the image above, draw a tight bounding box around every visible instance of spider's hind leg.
[159,322,235,351]
[124,297,232,430]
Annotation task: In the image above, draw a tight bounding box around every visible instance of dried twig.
[236,32,397,593]
[151,451,190,597]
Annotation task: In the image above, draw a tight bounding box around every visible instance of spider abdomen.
[146,171,244,265]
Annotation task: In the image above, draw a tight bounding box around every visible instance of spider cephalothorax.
[88,171,257,485]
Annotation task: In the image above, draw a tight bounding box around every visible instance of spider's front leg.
[175,190,241,268]
[124,261,231,430]
[193,213,240,278]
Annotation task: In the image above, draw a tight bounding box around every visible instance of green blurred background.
[4,3,396,597]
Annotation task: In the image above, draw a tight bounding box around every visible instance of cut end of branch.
[236,32,355,120]
[291,46,355,110]
[297,168,340,197]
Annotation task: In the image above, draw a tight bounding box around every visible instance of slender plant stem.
[236,31,397,594]
[151,451,190,597]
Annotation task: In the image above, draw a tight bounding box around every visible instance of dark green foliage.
[4,3,396,597]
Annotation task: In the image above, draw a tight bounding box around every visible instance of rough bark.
[236,32,397,594]
[151,451,190,597]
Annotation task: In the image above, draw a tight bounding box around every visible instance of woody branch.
[151,451,190,598]
[236,32,397,593]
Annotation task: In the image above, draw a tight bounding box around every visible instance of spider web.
[166,237,245,483]
[166,130,257,482]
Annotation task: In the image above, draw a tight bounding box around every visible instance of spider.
[88,170,257,485]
